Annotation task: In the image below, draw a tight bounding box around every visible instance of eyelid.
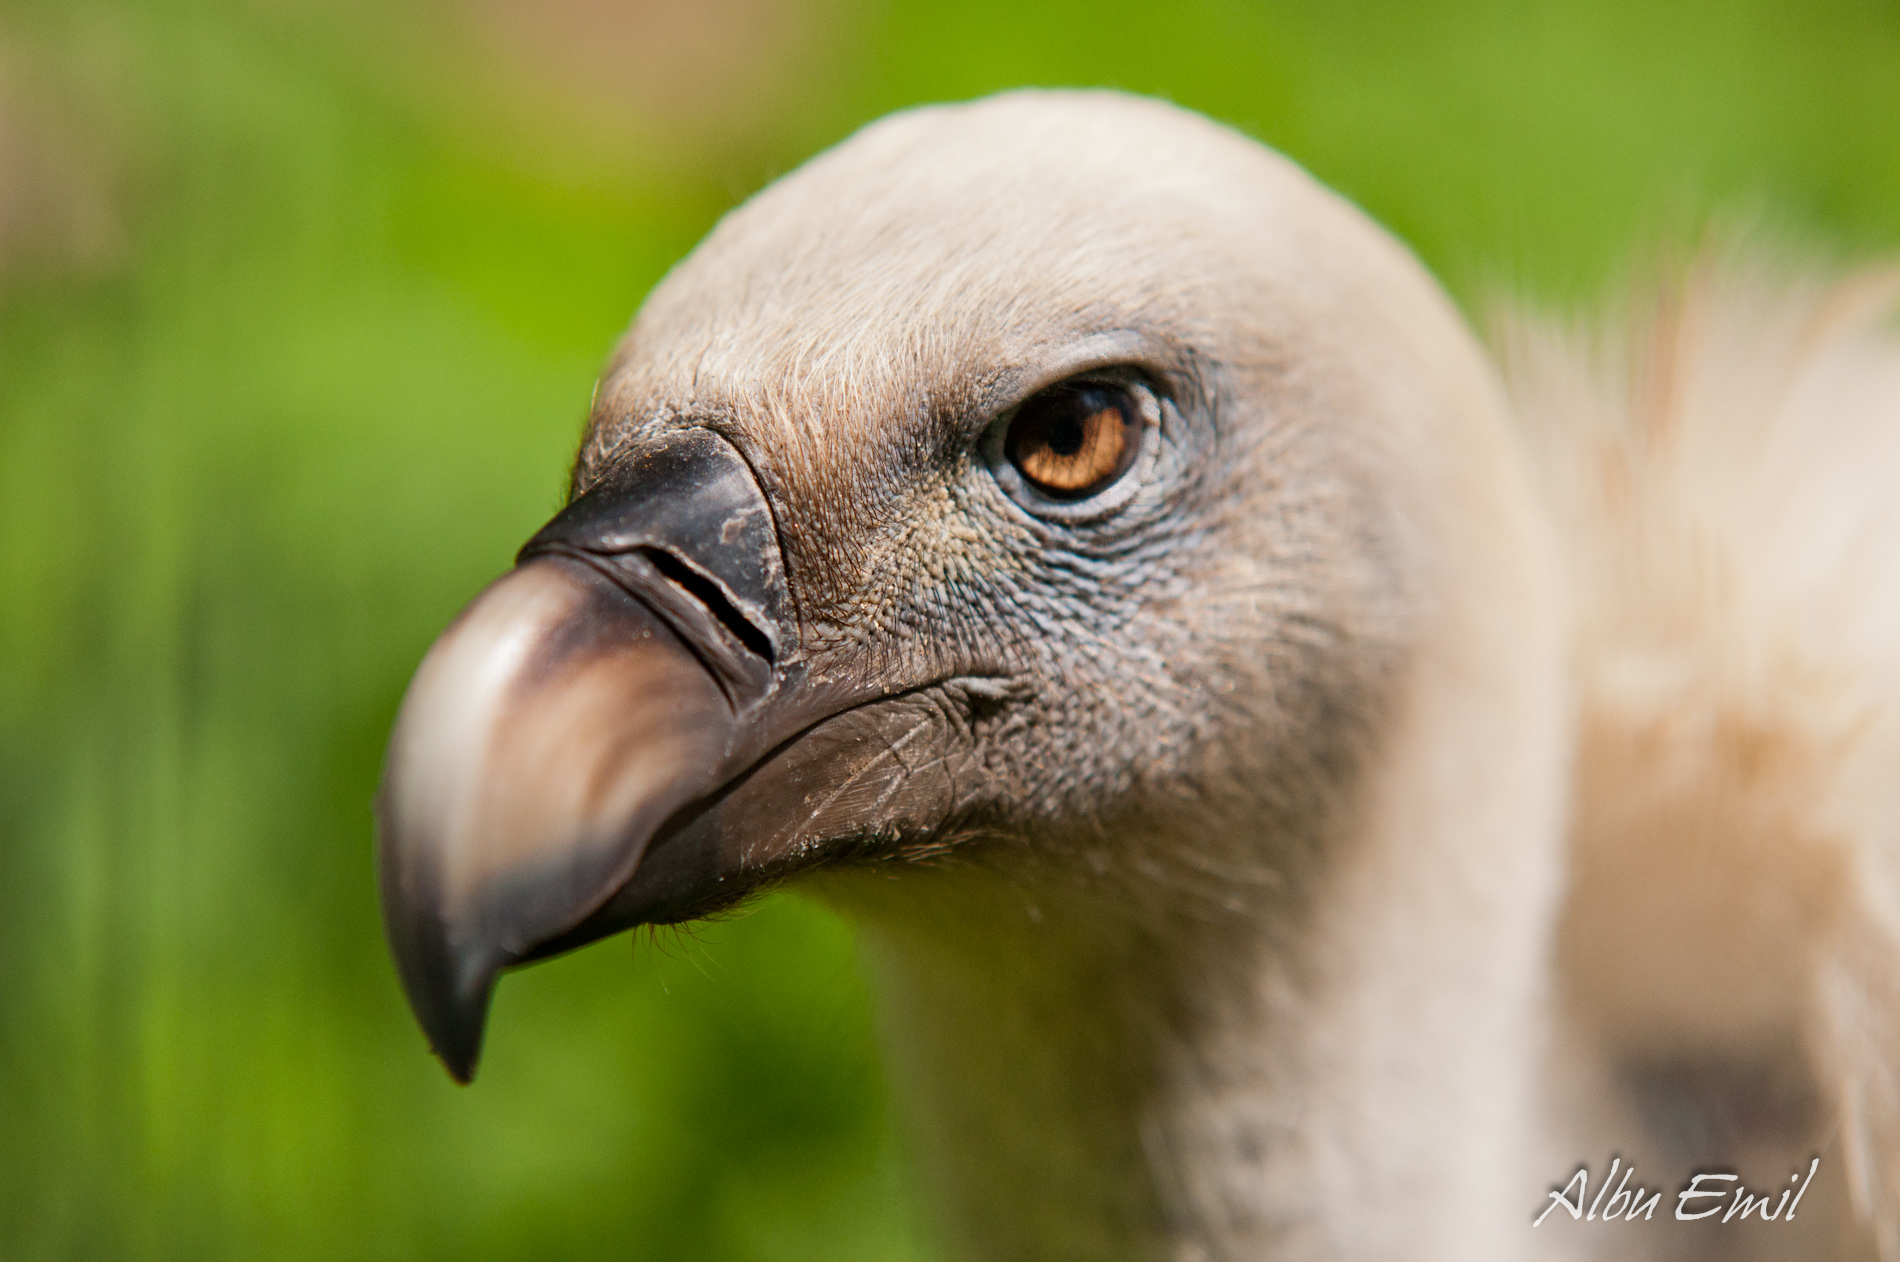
[972,332,1181,426]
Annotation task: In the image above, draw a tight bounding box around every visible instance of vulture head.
[380,91,1570,1256]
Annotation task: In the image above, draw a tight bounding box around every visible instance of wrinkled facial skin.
[566,335,1380,930]
[379,91,1426,1080]
[578,352,1214,839]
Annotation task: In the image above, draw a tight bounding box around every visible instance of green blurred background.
[0,0,1894,1257]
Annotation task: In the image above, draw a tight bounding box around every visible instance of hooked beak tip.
[425,980,493,1085]
[378,843,504,1084]
[431,972,493,1086]
[417,949,499,1085]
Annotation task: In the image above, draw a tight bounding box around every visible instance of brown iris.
[1003,383,1141,499]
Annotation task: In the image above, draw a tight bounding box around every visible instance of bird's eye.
[1003,383,1141,500]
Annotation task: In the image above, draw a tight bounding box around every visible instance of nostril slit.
[639,548,777,664]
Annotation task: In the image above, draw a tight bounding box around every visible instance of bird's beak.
[378,428,876,1083]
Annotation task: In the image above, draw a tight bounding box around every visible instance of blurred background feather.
[0,0,1895,1258]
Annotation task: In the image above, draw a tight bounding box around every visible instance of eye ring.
[981,374,1161,521]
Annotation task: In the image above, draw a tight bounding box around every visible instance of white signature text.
[1533,1156,1821,1226]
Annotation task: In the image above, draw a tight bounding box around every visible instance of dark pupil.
[1047,412,1086,456]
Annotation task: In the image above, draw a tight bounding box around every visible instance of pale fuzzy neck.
[839,870,1180,1261]
[807,631,1572,1262]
